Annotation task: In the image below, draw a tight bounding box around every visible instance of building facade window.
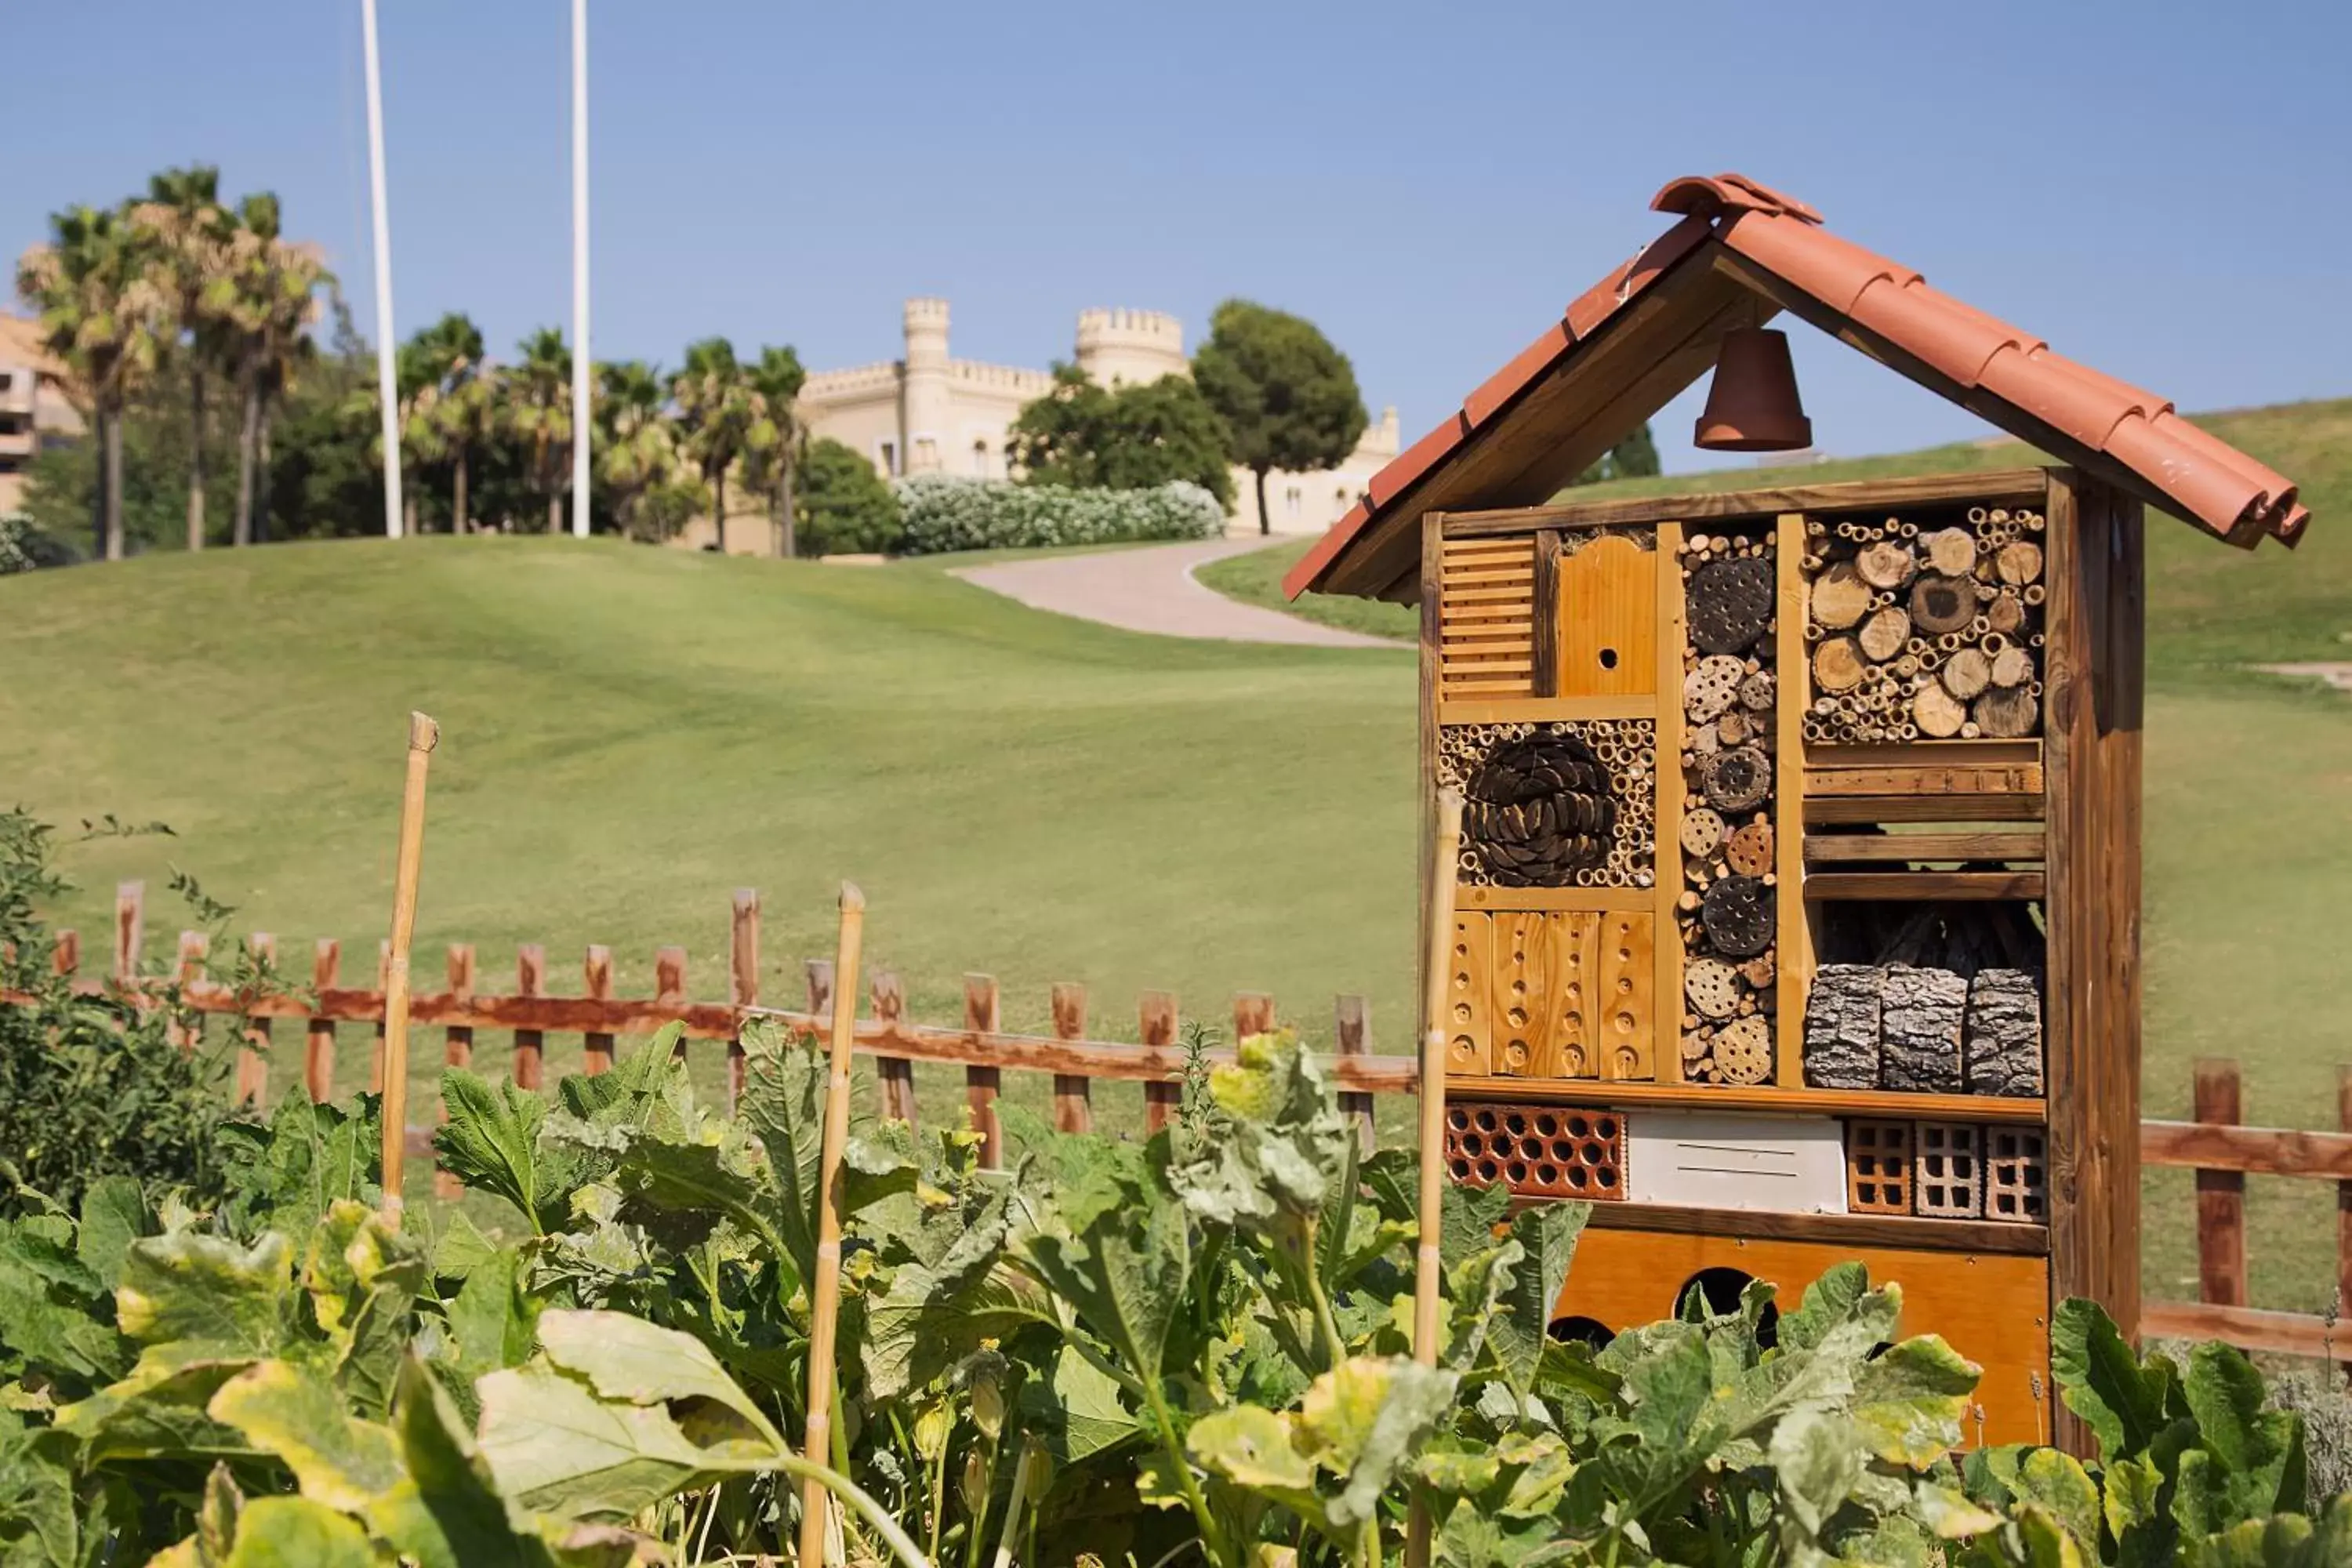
[878,441,898,477]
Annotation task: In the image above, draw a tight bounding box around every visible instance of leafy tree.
[401,312,492,532]
[594,358,698,541]
[1007,365,1236,509]
[796,436,900,556]
[126,165,234,551]
[261,299,382,541]
[1571,422,1661,486]
[503,327,575,534]
[14,204,172,560]
[1192,299,1367,535]
[218,194,328,545]
[743,344,808,557]
[671,336,754,551]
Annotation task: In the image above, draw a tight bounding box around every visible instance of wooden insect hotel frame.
[1287,173,2309,1452]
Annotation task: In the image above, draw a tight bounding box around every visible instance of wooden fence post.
[237,934,274,1106]
[370,939,390,1092]
[435,944,476,1199]
[170,931,207,1051]
[965,974,1002,1167]
[583,946,615,1075]
[514,945,546,1091]
[1140,990,1179,1134]
[113,881,143,985]
[1233,991,1274,1044]
[729,890,759,1112]
[2339,1065,2352,1334]
[805,957,833,1033]
[51,930,78,977]
[872,971,916,1125]
[656,947,688,1058]
[2194,1058,2247,1308]
[307,939,339,1102]
[1335,994,1374,1155]
[1051,982,1092,1134]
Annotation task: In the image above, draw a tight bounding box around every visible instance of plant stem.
[768,1451,935,1568]
[1140,1374,1234,1568]
[987,1439,1040,1568]
[927,1428,952,1564]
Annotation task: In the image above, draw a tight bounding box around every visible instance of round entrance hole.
[1675,1266,1779,1349]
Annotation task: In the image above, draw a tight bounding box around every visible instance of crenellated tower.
[900,297,952,473]
[1073,307,1189,387]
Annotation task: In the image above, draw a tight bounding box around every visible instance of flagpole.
[360,0,403,539]
[570,0,592,537]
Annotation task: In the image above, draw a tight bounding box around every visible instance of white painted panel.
[1624,1110,1849,1214]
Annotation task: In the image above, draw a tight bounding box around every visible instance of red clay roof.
[1286,174,2307,600]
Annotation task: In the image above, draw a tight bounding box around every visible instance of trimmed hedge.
[888,475,1224,555]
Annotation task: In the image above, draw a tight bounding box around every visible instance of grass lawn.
[1194,536,1416,640]
[5,396,2350,1307]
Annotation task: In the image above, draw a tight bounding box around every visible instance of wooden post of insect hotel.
[1406,786,1464,1568]
[377,711,439,1229]
[798,881,866,1568]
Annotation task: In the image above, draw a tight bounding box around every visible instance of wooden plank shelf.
[1455,884,1656,913]
[1579,1198,2050,1257]
[1803,832,2045,864]
[1443,1075,2046,1123]
[1440,695,1654,725]
[1806,763,2045,797]
[1443,469,2051,535]
[1806,795,2045,824]
[1806,870,2045,900]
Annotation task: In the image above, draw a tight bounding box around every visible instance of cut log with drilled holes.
[1462,732,1620,886]
[1923,527,1978,577]
[1713,1017,1773,1084]
[1909,574,1976,634]
[1858,606,1911,662]
[1973,686,2039,739]
[1879,965,1967,1093]
[1812,636,1866,694]
[1987,590,2025,635]
[1738,669,1777,713]
[1687,557,1776,653]
[1856,540,1918,592]
[1803,964,1882,1088]
[1989,646,2033,688]
[1739,951,1777,989]
[1700,747,1771,812]
[1685,956,1740,1020]
[1965,969,2043,1097]
[1994,541,2043,586]
[1809,562,1871,630]
[1699,875,1773,957]
[1679,806,1725,859]
[1911,683,1966,739]
[1685,655,1744,722]
[1724,821,1773,877]
[1941,647,1991,700]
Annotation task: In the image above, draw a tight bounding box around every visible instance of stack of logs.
[1802,506,2046,744]
[1675,528,1779,1086]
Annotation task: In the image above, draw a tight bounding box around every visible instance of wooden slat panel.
[1806,795,2047,824]
[1595,910,1653,1080]
[1807,872,2045,901]
[1804,833,2047,863]
[1556,534,1657,697]
[1807,764,2045,797]
[1446,911,1492,1076]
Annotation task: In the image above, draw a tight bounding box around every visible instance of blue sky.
[10,1,2347,473]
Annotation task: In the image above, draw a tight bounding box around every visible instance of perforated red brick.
[1986,1127,2048,1224]
[1444,1101,1624,1201]
[1845,1119,1913,1214]
[1915,1121,1984,1218]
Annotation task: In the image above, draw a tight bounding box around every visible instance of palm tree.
[596,358,685,539]
[670,337,753,552]
[220,194,328,545]
[504,328,574,535]
[401,314,491,532]
[15,205,171,561]
[128,165,234,552]
[743,344,806,557]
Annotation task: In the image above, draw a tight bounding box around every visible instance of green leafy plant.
[889,472,1222,554]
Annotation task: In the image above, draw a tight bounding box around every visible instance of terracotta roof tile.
[1287,171,2308,598]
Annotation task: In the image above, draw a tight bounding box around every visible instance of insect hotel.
[1286,173,2309,1449]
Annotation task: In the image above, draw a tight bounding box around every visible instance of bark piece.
[1941,647,1992,700]
[1923,527,1978,577]
[1809,561,1871,631]
[1685,655,1745,722]
[1965,968,2043,1097]
[1909,574,1977,634]
[1879,964,1967,1093]
[1973,686,2039,739]
[1858,606,1911,662]
[1688,557,1775,654]
[1802,964,1882,1089]
[1699,874,1773,957]
[1911,683,1966,738]
[1700,746,1771,812]
[1857,540,1918,591]
[1813,636,1866,694]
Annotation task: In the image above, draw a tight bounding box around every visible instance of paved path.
[2255,662,2352,693]
[955,536,1401,648]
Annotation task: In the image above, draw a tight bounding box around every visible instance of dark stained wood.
[1530,529,1561,698]
[513,943,546,1091]
[1806,871,2045,901]
[1140,990,1179,1134]
[1802,833,2045,864]
[1806,795,2046,824]
[2193,1059,2247,1308]
[1334,994,1374,1153]
[872,971,916,1126]
[307,938,339,1103]
[964,974,1003,1167]
[582,946,616,1075]
[2137,1301,2352,1364]
[434,943,476,1199]
[1051,982,1092,1134]
[728,888,758,1111]
[1582,1197,2049,1257]
[2140,1119,2352,1179]
[114,880,142,984]
[1446,470,2053,537]
[1441,1073,2043,1123]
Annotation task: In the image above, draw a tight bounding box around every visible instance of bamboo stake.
[1406,788,1465,1568]
[377,712,439,1229]
[798,881,866,1568]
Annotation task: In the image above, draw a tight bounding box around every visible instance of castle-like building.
[794,298,1400,538]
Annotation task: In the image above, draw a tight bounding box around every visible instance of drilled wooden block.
[1444,1101,1624,1202]
[1914,1121,1984,1218]
[1845,1119,1914,1215]
[1985,1127,2049,1224]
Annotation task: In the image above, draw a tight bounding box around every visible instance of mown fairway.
[5,397,2349,1309]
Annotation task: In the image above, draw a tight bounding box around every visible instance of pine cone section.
[1440,720,1657,889]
